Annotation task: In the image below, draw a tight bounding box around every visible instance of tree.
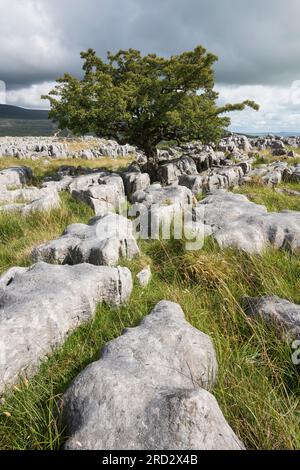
[43,46,259,160]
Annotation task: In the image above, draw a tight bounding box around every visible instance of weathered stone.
[132,183,193,209]
[243,296,300,339]
[131,184,194,239]
[136,266,152,287]
[0,166,32,188]
[42,176,73,192]
[122,171,150,200]
[157,156,198,185]
[178,174,203,195]
[32,213,140,266]
[0,262,132,394]
[70,172,125,215]
[62,301,243,450]
[0,187,60,214]
[0,137,142,161]
[199,190,300,254]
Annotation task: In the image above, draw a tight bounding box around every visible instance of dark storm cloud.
[1,0,300,90]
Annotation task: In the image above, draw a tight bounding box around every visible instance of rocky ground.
[0,134,299,450]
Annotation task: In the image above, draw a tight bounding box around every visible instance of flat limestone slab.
[0,262,132,394]
[198,190,300,254]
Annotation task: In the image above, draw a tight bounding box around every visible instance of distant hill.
[0,104,49,120]
[0,104,57,136]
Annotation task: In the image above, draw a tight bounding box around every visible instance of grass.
[235,182,300,212]
[0,156,133,187]
[0,239,299,450]
[0,193,94,273]
[0,156,132,271]
[0,161,299,450]
[252,149,300,167]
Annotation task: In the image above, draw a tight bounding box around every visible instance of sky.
[1,0,300,132]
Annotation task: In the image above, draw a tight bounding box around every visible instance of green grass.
[0,156,133,187]
[235,182,300,212]
[0,169,299,450]
[252,149,300,167]
[0,239,299,450]
[0,156,132,271]
[0,193,94,273]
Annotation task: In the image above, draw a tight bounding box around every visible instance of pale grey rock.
[178,174,203,195]
[136,266,152,287]
[62,301,243,450]
[132,183,193,209]
[23,189,60,214]
[70,172,125,215]
[131,184,194,239]
[243,296,300,339]
[0,267,27,289]
[32,212,140,266]
[0,166,32,188]
[0,137,142,160]
[0,262,132,394]
[157,156,198,185]
[199,190,300,254]
[219,135,252,155]
[42,176,73,192]
[0,165,60,214]
[0,187,60,215]
[122,171,150,200]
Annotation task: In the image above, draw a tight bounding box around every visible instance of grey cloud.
[1,0,300,90]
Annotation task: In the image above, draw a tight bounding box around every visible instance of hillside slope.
[0,104,56,136]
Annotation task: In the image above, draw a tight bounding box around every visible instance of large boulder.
[157,156,198,185]
[32,213,140,266]
[121,171,150,201]
[243,296,300,339]
[0,166,32,188]
[198,190,300,254]
[0,262,132,394]
[62,301,244,450]
[69,171,125,215]
[131,184,194,239]
[132,183,193,209]
[178,174,204,195]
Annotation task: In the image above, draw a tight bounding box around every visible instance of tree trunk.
[141,142,159,182]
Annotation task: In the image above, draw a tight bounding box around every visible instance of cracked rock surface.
[0,262,132,394]
[62,301,244,450]
[32,213,140,266]
[198,190,300,254]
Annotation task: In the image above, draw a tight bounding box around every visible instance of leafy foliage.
[43,47,259,158]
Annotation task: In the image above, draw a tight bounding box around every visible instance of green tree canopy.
[43,46,259,159]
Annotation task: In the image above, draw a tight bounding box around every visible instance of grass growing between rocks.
[234,182,300,212]
[0,193,94,273]
[0,156,133,186]
[0,156,132,272]
[0,237,299,450]
[253,149,300,167]
[0,179,299,450]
